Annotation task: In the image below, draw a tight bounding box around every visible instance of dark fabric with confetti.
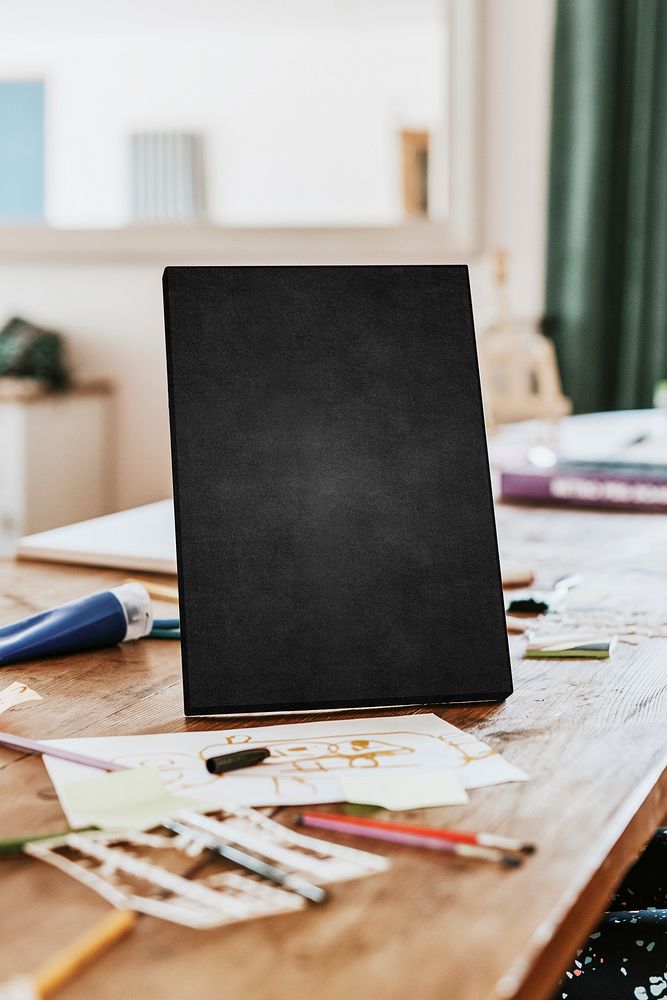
[555,829,667,999]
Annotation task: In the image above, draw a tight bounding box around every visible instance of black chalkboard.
[163,265,512,715]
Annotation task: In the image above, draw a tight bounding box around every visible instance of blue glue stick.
[0,583,153,666]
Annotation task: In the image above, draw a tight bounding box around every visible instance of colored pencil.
[299,811,535,855]
[506,614,532,634]
[0,829,96,857]
[295,813,521,867]
[0,731,126,772]
[32,909,136,997]
[125,579,179,603]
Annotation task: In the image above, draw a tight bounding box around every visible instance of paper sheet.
[42,714,528,824]
[58,767,203,831]
[526,632,613,650]
[0,682,41,716]
[341,769,469,810]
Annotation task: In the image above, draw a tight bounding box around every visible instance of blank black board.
[163,264,512,715]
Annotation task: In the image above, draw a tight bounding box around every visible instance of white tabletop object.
[17,499,176,574]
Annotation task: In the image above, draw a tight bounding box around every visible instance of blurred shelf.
[0,377,112,403]
[0,223,476,266]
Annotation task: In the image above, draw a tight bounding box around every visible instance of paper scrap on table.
[561,587,610,610]
[525,633,617,659]
[59,767,202,831]
[0,682,41,717]
[42,714,528,820]
[341,769,469,811]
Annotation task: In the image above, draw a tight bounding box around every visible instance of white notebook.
[17,499,177,574]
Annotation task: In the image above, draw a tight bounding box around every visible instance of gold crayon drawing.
[110,729,497,799]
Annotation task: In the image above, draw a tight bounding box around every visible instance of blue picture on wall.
[0,80,45,222]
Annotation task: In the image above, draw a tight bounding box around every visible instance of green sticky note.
[60,767,200,831]
[340,769,469,811]
[342,803,382,818]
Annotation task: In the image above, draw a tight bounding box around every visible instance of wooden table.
[1,503,665,1000]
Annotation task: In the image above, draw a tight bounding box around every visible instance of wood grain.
[0,504,665,1000]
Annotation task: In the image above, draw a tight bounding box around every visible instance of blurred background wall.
[1,7,445,227]
[0,0,554,512]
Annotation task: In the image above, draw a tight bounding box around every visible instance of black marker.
[205,747,271,775]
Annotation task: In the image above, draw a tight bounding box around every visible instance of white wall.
[0,0,444,227]
[0,0,556,514]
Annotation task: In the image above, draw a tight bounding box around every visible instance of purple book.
[500,465,667,512]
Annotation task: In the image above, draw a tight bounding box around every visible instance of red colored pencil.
[298,811,535,855]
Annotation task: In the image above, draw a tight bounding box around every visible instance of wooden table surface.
[0,503,665,1000]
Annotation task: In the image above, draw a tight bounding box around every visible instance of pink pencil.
[0,731,126,771]
[296,813,521,867]
[300,810,535,854]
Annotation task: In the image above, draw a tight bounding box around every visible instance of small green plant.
[0,316,70,390]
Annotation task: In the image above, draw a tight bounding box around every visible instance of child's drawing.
[202,736,415,772]
[42,714,528,816]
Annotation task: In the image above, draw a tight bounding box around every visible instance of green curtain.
[545,0,667,413]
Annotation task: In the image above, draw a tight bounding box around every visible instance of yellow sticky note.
[340,769,469,811]
[59,767,200,830]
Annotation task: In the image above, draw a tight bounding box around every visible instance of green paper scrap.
[525,646,612,659]
[59,767,202,831]
[340,769,469,812]
[342,803,382,818]
[524,633,616,659]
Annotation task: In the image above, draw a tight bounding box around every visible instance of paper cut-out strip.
[27,831,304,929]
[181,806,390,881]
[26,804,390,929]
